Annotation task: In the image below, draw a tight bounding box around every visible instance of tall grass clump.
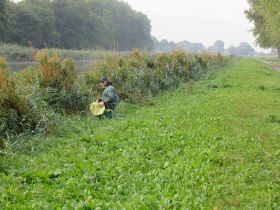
[0,50,92,147]
[36,50,76,91]
[0,57,41,145]
[0,43,35,61]
[83,50,228,103]
[35,50,90,113]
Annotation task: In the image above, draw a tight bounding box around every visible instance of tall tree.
[245,0,280,60]
[12,0,57,48]
[3,0,153,51]
[208,40,225,53]
[224,42,255,56]
[0,0,8,41]
[54,0,97,49]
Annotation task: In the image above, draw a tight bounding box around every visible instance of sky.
[121,0,264,51]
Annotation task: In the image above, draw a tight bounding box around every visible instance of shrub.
[82,50,227,104]
[0,57,41,142]
[35,50,90,113]
[0,51,91,145]
[36,50,77,91]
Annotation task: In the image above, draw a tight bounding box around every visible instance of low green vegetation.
[0,59,279,209]
[0,50,226,144]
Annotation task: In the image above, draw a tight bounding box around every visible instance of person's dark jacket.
[101,82,119,109]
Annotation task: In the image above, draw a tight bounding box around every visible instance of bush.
[0,51,92,145]
[35,50,91,113]
[83,50,227,104]
[36,50,76,91]
[0,57,41,142]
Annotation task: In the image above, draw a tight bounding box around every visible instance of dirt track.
[272,64,280,71]
[270,63,280,71]
[263,60,280,72]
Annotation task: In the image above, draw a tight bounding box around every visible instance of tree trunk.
[277,48,280,62]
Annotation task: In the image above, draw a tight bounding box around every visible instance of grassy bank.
[0,50,226,142]
[0,43,109,61]
[0,59,279,209]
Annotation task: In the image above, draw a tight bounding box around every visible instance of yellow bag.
[90,102,105,116]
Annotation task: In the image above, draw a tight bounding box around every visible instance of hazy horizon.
[122,0,267,52]
[11,0,268,52]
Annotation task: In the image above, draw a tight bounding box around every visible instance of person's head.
[100,76,109,88]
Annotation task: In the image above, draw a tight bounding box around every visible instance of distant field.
[0,43,115,61]
[0,59,279,209]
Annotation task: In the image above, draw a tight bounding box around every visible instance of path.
[263,60,280,71]
[272,63,280,71]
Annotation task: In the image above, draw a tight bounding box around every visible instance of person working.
[98,76,119,118]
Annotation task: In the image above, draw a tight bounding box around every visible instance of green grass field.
[0,59,279,209]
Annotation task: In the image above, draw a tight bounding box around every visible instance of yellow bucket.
[90,102,105,116]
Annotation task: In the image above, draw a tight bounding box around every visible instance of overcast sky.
[121,0,262,51]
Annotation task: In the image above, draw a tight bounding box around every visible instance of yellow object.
[90,102,105,116]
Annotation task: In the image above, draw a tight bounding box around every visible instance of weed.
[265,115,280,124]
[258,85,266,90]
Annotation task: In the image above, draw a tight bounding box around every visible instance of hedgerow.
[0,50,229,147]
[83,50,228,102]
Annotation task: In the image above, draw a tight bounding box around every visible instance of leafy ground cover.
[0,59,279,209]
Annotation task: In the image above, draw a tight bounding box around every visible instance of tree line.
[153,38,256,56]
[0,0,153,51]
